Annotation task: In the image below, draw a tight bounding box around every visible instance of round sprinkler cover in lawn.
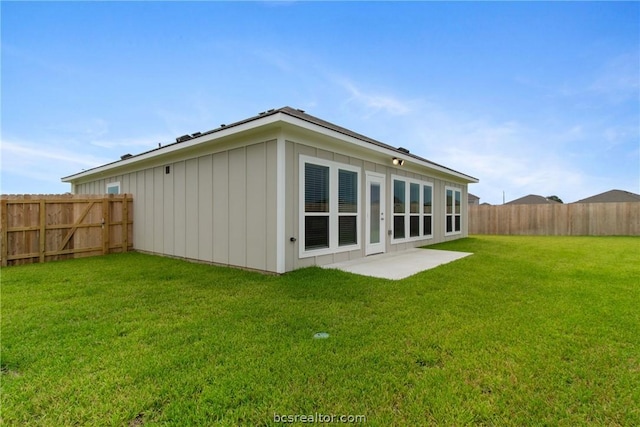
[313,332,330,339]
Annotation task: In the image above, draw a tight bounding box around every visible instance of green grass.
[1,236,639,426]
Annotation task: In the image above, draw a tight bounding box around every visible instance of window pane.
[455,190,461,214]
[394,180,405,213]
[305,164,329,212]
[446,189,453,214]
[423,216,432,236]
[107,185,119,194]
[338,170,358,213]
[305,216,329,250]
[446,216,453,233]
[410,216,420,237]
[338,216,357,246]
[370,183,380,244]
[423,186,432,214]
[455,215,461,232]
[410,183,420,213]
[394,216,405,239]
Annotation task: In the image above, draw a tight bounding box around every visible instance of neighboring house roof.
[573,189,640,203]
[506,194,561,205]
[61,106,478,184]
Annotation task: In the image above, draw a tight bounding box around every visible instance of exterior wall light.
[392,157,405,166]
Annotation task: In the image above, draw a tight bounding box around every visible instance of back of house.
[62,107,478,273]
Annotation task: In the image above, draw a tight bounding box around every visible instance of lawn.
[1,236,639,426]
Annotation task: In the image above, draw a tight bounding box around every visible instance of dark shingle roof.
[573,189,640,203]
[506,194,561,205]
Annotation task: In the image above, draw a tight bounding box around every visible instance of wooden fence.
[469,202,640,236]
[1,194,133,266]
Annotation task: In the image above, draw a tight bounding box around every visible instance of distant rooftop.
[573,189,640,203]
[506,194,561,205]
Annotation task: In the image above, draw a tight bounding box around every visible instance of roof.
[573,189,640,203]
[506,194,561,205]
[62,106,478,183]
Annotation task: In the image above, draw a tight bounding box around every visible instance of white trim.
[390,175,434,243]
[444,186,462,236]
[275,136,286,273]
[299,155,361,258]
[106,181,121,194]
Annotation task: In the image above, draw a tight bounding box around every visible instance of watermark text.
[274,412,366,424]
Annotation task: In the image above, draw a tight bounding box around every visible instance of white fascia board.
[61,113,284,183]
[278,114,478,183]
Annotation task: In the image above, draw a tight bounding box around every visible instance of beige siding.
[153,167,164,254]
[72,137,280,272]
[185,158,199,259]
[228,147,247,267]
[265,140,279,272]
[212,152,229,264]
[198,155,214,262]
[163,164,175,255]
[173,161,186,257]
[246,143,267,271]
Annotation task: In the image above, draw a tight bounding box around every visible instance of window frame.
[299,155,361,258]
[391,175,434,243]
[445,186,462,236]
[106,182,121,194]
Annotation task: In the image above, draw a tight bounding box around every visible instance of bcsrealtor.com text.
[274,413,366,423]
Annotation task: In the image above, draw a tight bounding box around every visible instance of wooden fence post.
[102,196,110,255]
[122,194,129,253]
[1,199,8,267]
[39,200,46,263]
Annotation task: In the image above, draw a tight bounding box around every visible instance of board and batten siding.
[74,140,279,272]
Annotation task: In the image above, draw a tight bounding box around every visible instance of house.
[506,194,561,205]
[62,107,478,273]
[573,189,640,203]
[468,193,480,205]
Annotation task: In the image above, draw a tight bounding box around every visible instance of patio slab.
[321,248,473,280]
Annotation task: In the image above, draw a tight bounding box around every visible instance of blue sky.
[2,1,638,204]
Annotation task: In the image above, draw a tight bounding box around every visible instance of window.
[106,182,120,194]
[393,180,405,239]
[392,176,433,242]
[338,169,358,246]
[300,156,360,257]
[304,164,329,250]
[445,187,462,235]
[423,186,433,236]
[410,183,420,237]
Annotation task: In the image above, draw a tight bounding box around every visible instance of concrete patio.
[321,248,473,280]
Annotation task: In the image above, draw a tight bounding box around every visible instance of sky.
[1,1,638,204]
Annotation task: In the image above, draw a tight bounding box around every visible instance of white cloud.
[337,78,413,117]
[0,139,111,194]
[89,134,171,150]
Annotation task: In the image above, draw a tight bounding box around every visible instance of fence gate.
[1,194,133,266]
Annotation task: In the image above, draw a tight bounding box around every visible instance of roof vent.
[398,147,410,154]
[176,134,192,143]
[297,109,305,113]
[259,111,266,115]
[220,124,226,127]
[267,108,275,112]
[191,132,202,138]
[120,154,133,160]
